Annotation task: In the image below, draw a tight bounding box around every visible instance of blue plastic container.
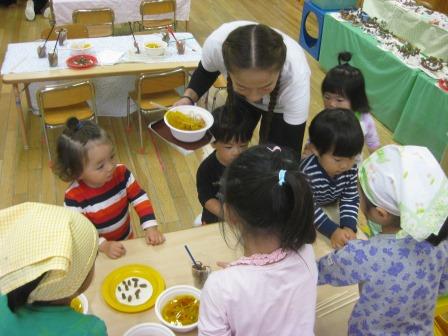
[311,0,357,10]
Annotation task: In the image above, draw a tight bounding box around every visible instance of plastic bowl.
[70,41,93,55]
[144,40,167,57]
[164,105,213,143]
[155,285,201,333]
[71,293,89,314]
[124,322,175,336]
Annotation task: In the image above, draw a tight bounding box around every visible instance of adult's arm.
[268,115,306,153]
[187,61,221,100]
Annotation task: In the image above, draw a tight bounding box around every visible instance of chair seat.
[129,90,181,110]
[142,19,174,29]
[44,102,93,125]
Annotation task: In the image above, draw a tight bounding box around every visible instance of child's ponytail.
[338,51,352,65]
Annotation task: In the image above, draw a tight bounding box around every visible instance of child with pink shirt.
[198,145,317,336]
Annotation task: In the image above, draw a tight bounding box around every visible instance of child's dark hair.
[210,105,255,144]
[222,24,286,143]
[54,117,111,182]
[7,273,45,312]
[322,52,371,113]
[361,187,448,246]
[309,108,364,157]
[222,145,316,251]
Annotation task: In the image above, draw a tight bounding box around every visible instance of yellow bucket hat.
[0,202,98,302]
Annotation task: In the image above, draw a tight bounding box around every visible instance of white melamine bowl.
[164,105,213,143]
[155,285,201,333]
[143,40,167,56]
[124,322,175,336]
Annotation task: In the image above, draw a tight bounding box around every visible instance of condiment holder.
[37,45,47,58]
[191,262,211,289]
[176,40,186,55]
[48,51,58,67]
[56,28,67,46]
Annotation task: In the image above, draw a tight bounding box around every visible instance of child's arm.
[317,240,370,286]
[314,205,340,239]
[339,169,359,234]
[124,167,165,245]
[204,198,223,218]
[363,113,381,153]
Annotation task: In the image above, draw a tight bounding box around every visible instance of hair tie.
[76,121,84,131]
[267,146,281,152]
[278,169,287,186]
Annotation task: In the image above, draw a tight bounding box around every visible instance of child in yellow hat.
[0,202,107,336]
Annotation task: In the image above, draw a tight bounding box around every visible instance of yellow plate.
[101,264,165,313]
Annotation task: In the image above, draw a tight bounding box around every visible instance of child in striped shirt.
[300,109,364,249]
[54,117,165,259]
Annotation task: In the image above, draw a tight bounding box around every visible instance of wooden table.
[85,224,359,336]
[1,34,200,149]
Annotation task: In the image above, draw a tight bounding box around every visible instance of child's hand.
[144,227,166,246]
[342,227,357,240]
[216,261,229,269]
[330,228,353,249]
[302,143,313,158]
[100,241,126,259]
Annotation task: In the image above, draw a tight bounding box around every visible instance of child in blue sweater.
[300,108,364,249]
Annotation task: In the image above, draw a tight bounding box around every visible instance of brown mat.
[148,119,212,153]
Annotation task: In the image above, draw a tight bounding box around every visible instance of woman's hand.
[173,88,198,106]
[173,96,195,106]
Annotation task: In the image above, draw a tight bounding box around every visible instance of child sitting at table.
[300,108,364,249]
[318,144,448,335]
[0,202,107,336]
[196,105,255,224]
[54,117,165,259]
[198,145,317,336]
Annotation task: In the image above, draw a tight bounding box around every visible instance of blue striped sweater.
[299,155,359,238]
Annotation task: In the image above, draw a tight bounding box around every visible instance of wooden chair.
[139,0,176,32]
[127,67,188,150]
[441,145,448,177]
[207,75,227,111]
[72,8,115,37]
[36,81,98,161]
[40,24,89,40]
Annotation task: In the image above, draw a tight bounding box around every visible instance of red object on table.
[438,79,448,92]
[66,54,98,69]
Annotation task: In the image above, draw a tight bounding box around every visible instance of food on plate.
[72,56,95,66]
[71,42,92,50]
[115,277,153,306]
[165,111,205,131]
[145,42,162,48]
[161,294,199,326]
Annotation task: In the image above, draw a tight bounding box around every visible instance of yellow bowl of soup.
[144,40,167,56]
[155,285,201,333]
[70,293,88,314]
[164,105,214,143]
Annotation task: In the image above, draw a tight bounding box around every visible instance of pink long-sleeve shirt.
[198,245,317,336]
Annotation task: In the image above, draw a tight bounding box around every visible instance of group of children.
[1,36,447,336]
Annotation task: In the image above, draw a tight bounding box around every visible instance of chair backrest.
[37,81,95,110]
[41,24,89,40]
[140,0,176,31]
[137,67,187,97]
[72,8,115,37]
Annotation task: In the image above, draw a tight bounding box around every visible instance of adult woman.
[176,21,311,152]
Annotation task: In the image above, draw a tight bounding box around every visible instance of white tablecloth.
[1,33,201,117]
[52,0,191,25]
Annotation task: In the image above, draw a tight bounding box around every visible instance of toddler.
[318,145,448,335]
[322,52,380,154]
[0,202,107,335]
[54,117,164,259]
[199,145,317,336]
[300,108,364,249]
[196,105,255,224]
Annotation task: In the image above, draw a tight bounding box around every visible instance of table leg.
[13,83,29,150]
[24,83,32,112]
